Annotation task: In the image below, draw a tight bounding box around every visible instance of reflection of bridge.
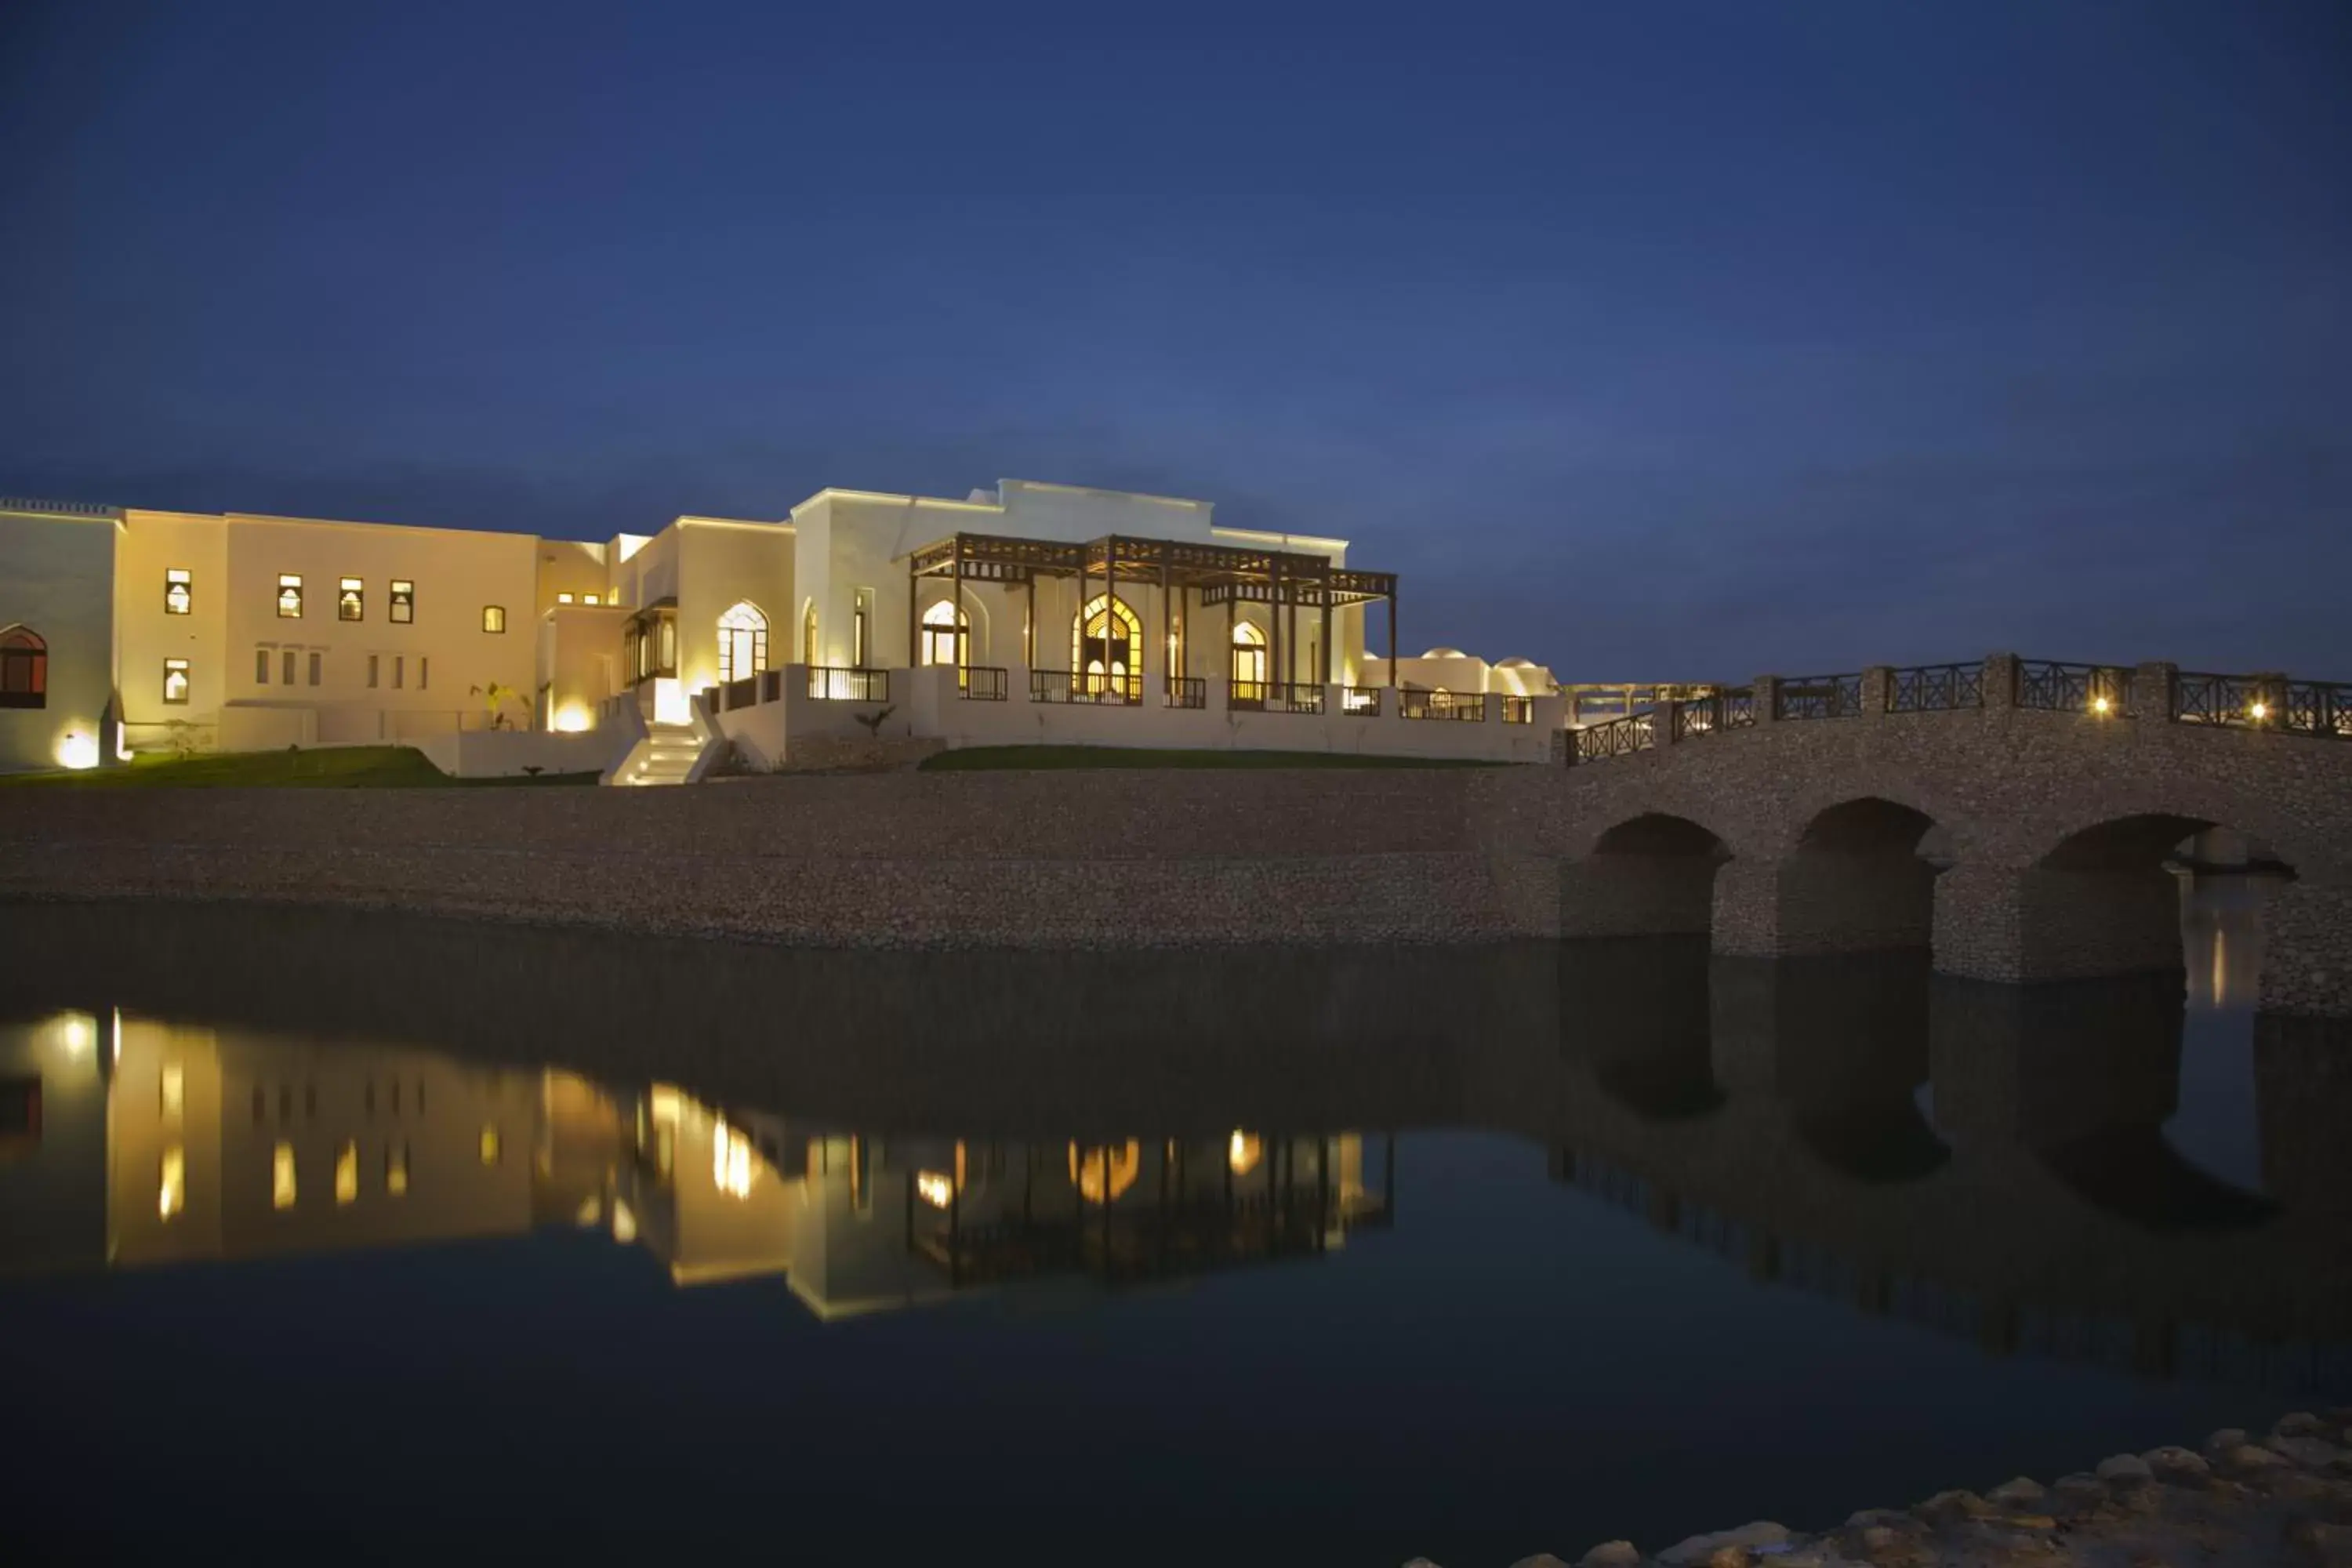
[1539,653,2352,1017]
[0,902,2345,1374]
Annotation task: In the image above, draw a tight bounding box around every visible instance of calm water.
[0,887,2343,1566]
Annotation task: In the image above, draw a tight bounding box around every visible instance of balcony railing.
[1775,673,1864,720]
[960,666,1008,702]
[1887,662,1983,713]
[2016,660,2130,715]
[759,670,783,703]
[1164,676,1206,710]
[720,675,760,712]
[1030,670,1141,706]
[808,666,889,702]
[1501,695,1532,725]
[1261,682,1323,715]
[2170,670,2350,736]
[1228,679,1269,711]
[1571,712,1654,762]
[1401,691,1485,721]
[1340,686,1383,717]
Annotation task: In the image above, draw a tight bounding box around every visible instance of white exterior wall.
[0,505,118,772]
[672,519,795,695]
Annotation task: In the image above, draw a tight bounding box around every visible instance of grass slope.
[0,746,598,789]
[919,745,1502,772]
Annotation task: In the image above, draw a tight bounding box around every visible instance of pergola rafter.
[905,531,1399,688]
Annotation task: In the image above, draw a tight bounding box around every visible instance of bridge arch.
[1559,811,1730,942]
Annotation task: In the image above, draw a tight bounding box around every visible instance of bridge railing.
[1563,653,2352,766]
[1887,662,1983,712]
[1571,712,1654,762]
[1774,673,1864,721]
[2175,671,2352,738]
[2016,659,2132,715]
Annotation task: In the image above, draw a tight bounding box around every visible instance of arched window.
[920,599,969,668]
[1072,594,1142,696]
[801,603,818,666]
[0,626,46,710]
[1230,619,1267,700]
[717,601,768,684]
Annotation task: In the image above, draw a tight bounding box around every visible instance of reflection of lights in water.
[272,1142,297,1210]
[916,1171,955,1208]
[575,1196,602,1227]
[1228,1131,1262,1176]
[712,1117,755,1199]
[159,1145,186,1219]
[1068,1140,1141,1203]
[611,1198,637,1243]
[335,1141,358,1205]
[53,1013,94,1056]
[2212,925,2230,1008]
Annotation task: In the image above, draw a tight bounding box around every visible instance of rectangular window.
[281,649,296,686]
[386,1142,410,1197]
[307,652,321,686]
[583,593,600,606]
[256,648,270,684]
[418,656,428,691]
[277,574,303,619]
[367,655,379,689]
[338,577,364,621]
[557,593,575,605]
[390,580,414,624]
[392,655,404,690]
[160,1145,186,1220]
[272,1141,297,1210]
[481,605,506,634]
[854,588,873,667]
[335,1140,358,1206]
[165,568,191,615]
[162,659,190,705]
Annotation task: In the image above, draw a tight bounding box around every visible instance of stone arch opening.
[1774,796,1944,954]
[1562,813,1730,942]
[2027,812,2296,989]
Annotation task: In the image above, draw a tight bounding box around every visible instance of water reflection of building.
[0,1011,1388,1318]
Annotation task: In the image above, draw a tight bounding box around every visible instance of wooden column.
[1159,559,1171,699]
[1024,573,1036,668]
[950,549,963,677]
[906,554,918,675]
[1387,593,1399,688]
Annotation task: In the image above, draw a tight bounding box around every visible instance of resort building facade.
[0,481,1566,776]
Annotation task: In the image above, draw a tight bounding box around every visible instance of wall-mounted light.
[2091,695,2112,715]
[2249,700,2270,721]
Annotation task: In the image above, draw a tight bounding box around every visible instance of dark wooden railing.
[1164,676,1206,710]
[1776,673,1864,720]
[1261,682,1323,715]
[960,666,1008,702]
[1573,712,1654,761]
[1887,662,1982,713]
[759,670,783,703]
[2016,660,2129,714]
[1030,670,1140,706]
[808,666,889,702]
[720,675,760,711]
[1228,678,1268,711]
[1340,686,1383,717]
[1399,689,1486,721]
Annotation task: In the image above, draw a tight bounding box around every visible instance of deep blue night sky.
[3,1,2346,679]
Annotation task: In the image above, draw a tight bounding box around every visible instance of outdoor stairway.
[611,720,708,787]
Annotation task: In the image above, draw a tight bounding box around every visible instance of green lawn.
[919,745,1503,772]
[0,746,599,789]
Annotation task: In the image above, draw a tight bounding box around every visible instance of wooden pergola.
[905,532,1401,688]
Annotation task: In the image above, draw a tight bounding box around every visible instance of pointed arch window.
[920,600,969,668]
[1073,594,1142,697]
[0,626,46,709]
[1230,619,1268,702]
[717,601,768,685]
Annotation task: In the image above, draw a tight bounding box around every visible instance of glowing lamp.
[554,703,593,733]
[2249,701,2269,721]
[2091,695,2111,715]
[54,731,100,770]
[652,677,688,726]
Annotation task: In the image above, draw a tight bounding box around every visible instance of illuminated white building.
[0,481,1563,776]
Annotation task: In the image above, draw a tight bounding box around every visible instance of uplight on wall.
[554,703,593,733]
[54,730,100,770]
[652,677,687,726]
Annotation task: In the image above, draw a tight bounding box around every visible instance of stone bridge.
[1530,655,2352,1018]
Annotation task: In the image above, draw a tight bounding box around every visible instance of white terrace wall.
[0,506,118,773]
[717,663,1562,766]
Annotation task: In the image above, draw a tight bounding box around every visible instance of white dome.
[1497,656,1536,669]
[1420,646,1468,659]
